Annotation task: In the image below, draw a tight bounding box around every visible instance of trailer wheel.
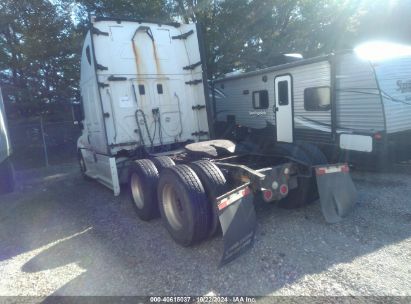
[129,159,160,221]
[277,176,312,209]
[0,158,14,194]
[189,160,227,237]
[270,143,312,164]
[297,142,328,202]
[277,143,329,209]
[151,156,175,172]
[158,165,210,246]
[297,143,328,165]
[275,144,313,209]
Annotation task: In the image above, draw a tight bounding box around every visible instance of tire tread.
[151,156,175,172]
[190,160,227,236]
[129,159,159,220]
[158,164,210,244]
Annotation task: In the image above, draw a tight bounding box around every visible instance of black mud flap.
[216,184,256,266]
[315,164,357,223]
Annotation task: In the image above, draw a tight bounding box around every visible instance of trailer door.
[275,75,293,143]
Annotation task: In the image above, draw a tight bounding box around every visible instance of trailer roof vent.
[271,53,303,65]
[223,70,245,78]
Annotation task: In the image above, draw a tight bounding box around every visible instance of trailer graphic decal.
[294,116,331,132]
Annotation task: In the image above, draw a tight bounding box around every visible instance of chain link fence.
[8,119,81,170]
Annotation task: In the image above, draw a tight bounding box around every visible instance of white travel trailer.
[0,87,14,194]
[75,16,357,265]
[213,44,411,167]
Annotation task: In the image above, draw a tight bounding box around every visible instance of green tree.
[0,0,81,120]
[1,0,410,121]
[74,0,172,24]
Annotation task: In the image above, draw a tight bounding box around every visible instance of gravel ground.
[0,163,410,297]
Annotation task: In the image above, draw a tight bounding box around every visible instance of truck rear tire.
[129,159,160,221]
[157,165,210,246]
[0,158,14,194]
[189,160,227,237]
[151,156,175,172]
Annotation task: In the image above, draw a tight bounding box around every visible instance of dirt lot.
[0,163,410,297]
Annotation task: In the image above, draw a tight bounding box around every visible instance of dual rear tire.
[129,159,160,220]
[189,160,227,237]
[129,157,224,246]
[128,156,176,221]
[157,165,210,246]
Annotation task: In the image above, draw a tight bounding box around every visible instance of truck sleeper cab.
[77,17,210,194]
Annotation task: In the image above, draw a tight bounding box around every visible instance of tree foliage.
[0,0,82,120]
[0,0,410,120]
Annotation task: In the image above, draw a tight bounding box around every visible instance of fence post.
[40,116,49,167]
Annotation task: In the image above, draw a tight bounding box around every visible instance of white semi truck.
[0,87,14,194]
[75,16,357,265]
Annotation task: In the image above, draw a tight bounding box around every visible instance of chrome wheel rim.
[162,183,184,230]
[131,173,144,209]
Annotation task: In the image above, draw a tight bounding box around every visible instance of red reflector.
[263,190,273,201]
[280,184,288,195]
[242,187,251,197]
[217,186,251,210]
[218,199,228,210]
[316,168,327,175]
[374,133,382,140]
[316,164,349,175]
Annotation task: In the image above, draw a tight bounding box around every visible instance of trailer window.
[304,87,331,111]
[252,90,269,109]
[138,85,145,95]
[278,80,289,105]
[157,84,163,94]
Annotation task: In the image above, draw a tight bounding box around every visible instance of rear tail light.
[263,190,273,201]
[374,132,382,140]
[280,184,288,195]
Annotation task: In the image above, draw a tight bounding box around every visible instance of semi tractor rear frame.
[75,17,357,265]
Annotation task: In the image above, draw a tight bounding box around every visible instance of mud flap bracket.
[315,164,357,223]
